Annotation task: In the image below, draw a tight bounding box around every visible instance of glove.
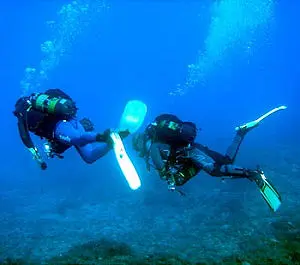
[96,129,113,149]
[80,118,94,132]
[29,147,47,170]
[40,162,48,170]
[118,129,130,140]
[96,129,130,144]
[96,129,111,142]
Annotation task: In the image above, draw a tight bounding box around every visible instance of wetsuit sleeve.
[17,117,34,149]
[150,142,171,171]
[75,143,111,164]
[14,97,34,148]
[54,120,98,146]
[54,119,112,164]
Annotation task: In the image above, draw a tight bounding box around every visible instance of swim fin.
[110,131,141,190]
[108,100,147,190]
[250,170,282,212]
[235,105,287,134]
[119,100,147,134]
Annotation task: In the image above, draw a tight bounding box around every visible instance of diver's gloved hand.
[96,129,113,145]
[40,162,47,170]
[96,129,130,145]
[118,129,130,140]
[28,147,47,170]
[80,118,94,132]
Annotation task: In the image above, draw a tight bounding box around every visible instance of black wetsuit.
[147,130,252,185]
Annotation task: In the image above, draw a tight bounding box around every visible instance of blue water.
[1,1,299,264]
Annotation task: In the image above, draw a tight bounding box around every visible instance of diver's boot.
[247,169,265,188]
[247,169,282,212]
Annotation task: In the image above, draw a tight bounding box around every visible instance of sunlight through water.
[170,0,274,96]
[20,0,109,96]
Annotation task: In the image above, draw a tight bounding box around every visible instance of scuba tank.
[30,92,77,120]
[146,114,198,147]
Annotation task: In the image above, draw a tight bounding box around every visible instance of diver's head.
[132,133,146,155]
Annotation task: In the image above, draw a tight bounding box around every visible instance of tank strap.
[48,98,60,114]
[36,94,49,111]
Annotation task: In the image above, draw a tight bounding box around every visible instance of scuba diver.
[13,89,130,170]
[132,106,287,212]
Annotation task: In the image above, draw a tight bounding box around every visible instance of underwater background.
[1,0,299,264]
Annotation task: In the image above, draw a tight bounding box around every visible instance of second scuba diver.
[132,106,287,212]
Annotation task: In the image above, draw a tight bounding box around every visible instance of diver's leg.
[183,146,281,211]
[190,148,268,183]
[225,118,260,163]
[218,164,249,178]
[226,106,287,163]
[219,164,282,212]
[190,146,281,211]
[188,146,251,178]
[224,131,244,164]
[75,143,111,164]
[186,146,219,174]
[193,143,231,165]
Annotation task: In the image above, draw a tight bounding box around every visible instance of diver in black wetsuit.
[132,113,282,212]
[13,89,129,169]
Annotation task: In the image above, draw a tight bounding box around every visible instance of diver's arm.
[14,97,34,149]
[55,120,129,147]
[74,129,129,146]
[95,129,130,144]
[14,97,47,169]
[17,117,34,149]
[17,117,47,170]
[150,142,171,171]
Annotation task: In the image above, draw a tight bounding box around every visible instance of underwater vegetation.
[1,219,299,265]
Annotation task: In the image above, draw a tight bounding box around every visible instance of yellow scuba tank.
[30,92,77,119]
